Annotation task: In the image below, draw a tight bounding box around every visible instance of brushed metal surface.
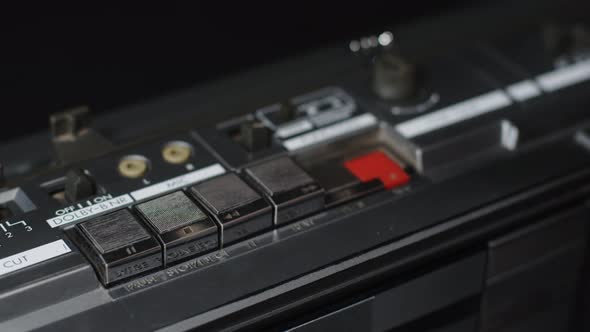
[78,209,151,254]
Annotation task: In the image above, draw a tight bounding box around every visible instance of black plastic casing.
[0,1,590,331]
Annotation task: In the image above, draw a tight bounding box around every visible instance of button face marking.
[245,157,325,225]
[135,191,218,266]
[79,209,151,254]
[190,173,272,245]
[73,209,162,285]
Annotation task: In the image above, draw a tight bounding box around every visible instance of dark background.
[0,2,468,141]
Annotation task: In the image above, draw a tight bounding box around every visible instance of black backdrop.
[0,3,467,141]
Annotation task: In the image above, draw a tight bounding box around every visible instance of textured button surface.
[78,209,150,254]
[191,173,261,214]
[135,191,209,234]
[246,157,314,196]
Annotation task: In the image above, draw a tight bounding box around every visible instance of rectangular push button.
[344,151,410,190]
[72,209,162,285]
[190,173,272,245]
[245,157,324,225]
[135,191,218,266]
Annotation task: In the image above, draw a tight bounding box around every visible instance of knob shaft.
[373,52,417,101]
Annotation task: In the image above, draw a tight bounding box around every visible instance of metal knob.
[373,52,417,101]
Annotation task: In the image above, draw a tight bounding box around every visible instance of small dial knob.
[372,52,417,102]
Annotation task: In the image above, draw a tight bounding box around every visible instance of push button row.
[70,155,409,285]
[70,157,323,285]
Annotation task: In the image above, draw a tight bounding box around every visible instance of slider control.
[50,106,114,165]
[64,169,97,203]
[274,102,298,123]
[240,119,272,152]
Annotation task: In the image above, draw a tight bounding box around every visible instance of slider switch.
[71,209,162,285]
[241,119,271,152]
[245,157,324,225]
[135,191,218,266]
[65,169,96,203]
[190,173,272,245]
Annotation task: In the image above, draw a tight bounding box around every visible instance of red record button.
[344,151,410,189]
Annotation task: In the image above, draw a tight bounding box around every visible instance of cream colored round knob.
[118,155,149,178]
[162,141,192,164]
